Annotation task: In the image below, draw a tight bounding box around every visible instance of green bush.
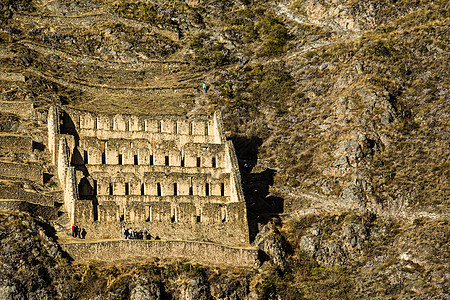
[257,15,290,56]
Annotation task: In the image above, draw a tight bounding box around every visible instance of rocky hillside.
[0,210,448,299]
[0,0,448,298]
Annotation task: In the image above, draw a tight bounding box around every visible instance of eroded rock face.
[130,275,163,300]
[210,277,249,300]
[254,218,288,270]
[297,215,372,267]
[0,211,70,300]
[177,277,211,300]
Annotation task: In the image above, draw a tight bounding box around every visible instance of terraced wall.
[61,240,259,267]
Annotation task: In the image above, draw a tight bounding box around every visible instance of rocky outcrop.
[129,275,164,300]
[254,218,288,270]
[0,210,70,299]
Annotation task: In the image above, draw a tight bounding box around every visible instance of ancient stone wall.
[52,106,250,247]
[0,101,34,118]
[0,162,43,183]
[78,200,249,246]
[58,136,78,224]
[47,106,59,165]
[0,135,33,154]
[61,240,258,267]
[0,186,54,207]
[0,201,57,220]
[225,140,246,204]
[68,109,216,146]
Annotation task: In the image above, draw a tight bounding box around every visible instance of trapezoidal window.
[118,154,123,165]
[84,150,88,164]
[93,180,97,195]
[165,156,169,166]
[189,186,193,196]
[181,156,185,167]
[157,183,161,196]
[125,183,130,195]
[171,207,177,223]
[120,208,124,222]
[134,154,138,165]
[205,183,210,196]
[109,183,113,195]
[196,208,202,223]
[141,183,145,195]
[212,157,216,168]
[221,206,227,222]
[100,140,106,164]
[150,155,154,165]
[197,157,201,167]
[221,183,225,196]
[145,206,151,222]
[173,183,178,196]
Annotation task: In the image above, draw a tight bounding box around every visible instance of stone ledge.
[61,240,259,268]
[0,201,57,220]
[0,162,43,183]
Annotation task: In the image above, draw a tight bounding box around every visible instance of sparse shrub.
[189,33,233,66]
[257,15,290,57]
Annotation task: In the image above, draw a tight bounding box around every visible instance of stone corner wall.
[58,136,78,224]
[48,106,59,165]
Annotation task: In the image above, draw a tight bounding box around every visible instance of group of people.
[71,225,87,239]
[122,227,159,240]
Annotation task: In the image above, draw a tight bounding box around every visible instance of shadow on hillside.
[229,136,284,243]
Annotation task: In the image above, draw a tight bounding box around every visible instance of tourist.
[128,228,133,239]
[81,228,87,239]
[122,226,126,239]
[143,228,148,240]
[71,224,75,237]
[73,225,79,238]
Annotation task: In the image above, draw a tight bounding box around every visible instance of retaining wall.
[0,200,57,220]
[76,200,249,246]
[0,162,43,183]
[0,135,32,154]
[0,101,33,118]
[61,240,258,267]
[0,186,54,207]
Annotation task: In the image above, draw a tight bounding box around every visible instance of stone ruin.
[48,106,250,247]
